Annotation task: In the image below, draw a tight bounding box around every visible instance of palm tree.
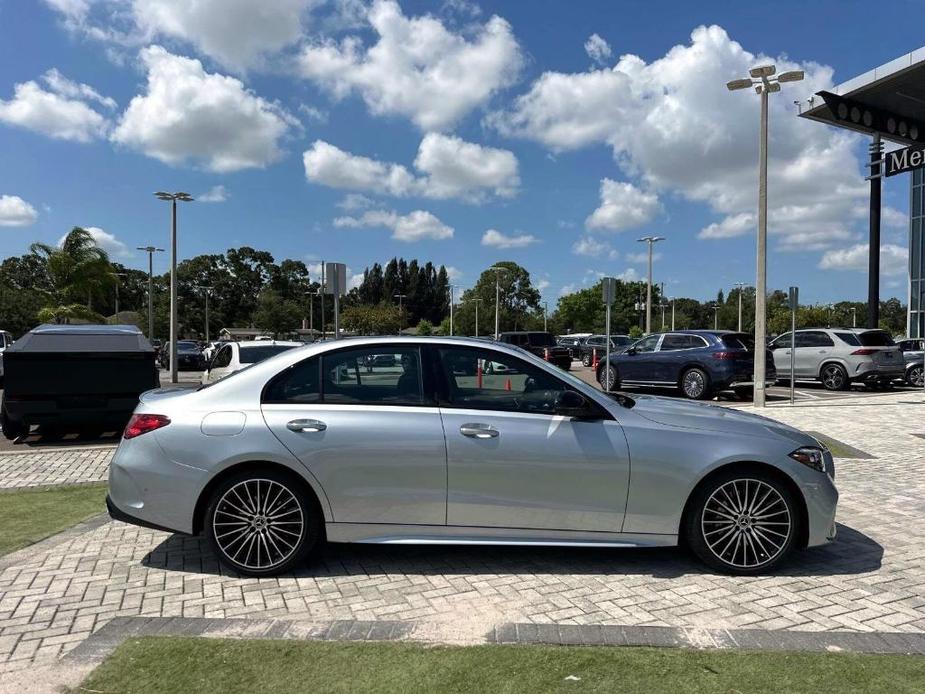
[30,227,113,323]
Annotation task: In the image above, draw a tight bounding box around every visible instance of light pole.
[851,306,857,328]
[195,285,213,341]
[469,297,482,337]
[489,265,507,339]
[543,301,548,332]
[108,272,126,317]
[727,65,804,406]
[394,293,407,335]
[449,284,459,336]
[155,191,194,384]
[637,236,664,334]
[670,298,676,330]
[136,246,164,340]
[660,301,667,331]
[712,304,720,330]
[734,282,746,332]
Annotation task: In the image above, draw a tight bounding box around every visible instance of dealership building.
[800,47,925,337]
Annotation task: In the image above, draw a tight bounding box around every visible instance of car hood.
[627,394,814,446]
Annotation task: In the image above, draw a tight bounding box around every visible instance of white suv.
[0,330,13,380]
[202,341,302,384]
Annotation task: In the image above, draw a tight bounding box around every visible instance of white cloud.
[559,283,578,296]
[490,25,868,252]
[111,46,297,172]
[819,243,908,276]
[585,179,661,231]
[303,134,519,202]
[197,185,228,203]
[0,195,39,227]
[616,267,640,282]
[572,236,618,259]
[698,212,753,239]
[298,103,328,123]
[883,206,907,229]
[584,34,611,66]
[336,193,374,211]
[58,226,130,258]
[445,265,463,281]
[299,0,522,130]
[0,73,111,142]
[132,0,313,72]
[481,229,537,249]
[536,279,550,292]
[333,209,454,242]
[626,250,661,264]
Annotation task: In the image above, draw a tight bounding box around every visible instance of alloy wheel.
[821,365,845,390]
[910,366,924,388]
[682,369,706,398]
[212,478,304,571]
[701,478,791,569]
[599,366,617,390]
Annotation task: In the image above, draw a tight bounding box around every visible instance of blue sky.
[0,0,921,304]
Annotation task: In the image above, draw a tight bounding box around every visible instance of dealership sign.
[885,143,925,177]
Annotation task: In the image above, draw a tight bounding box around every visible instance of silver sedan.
[107,336,838,577]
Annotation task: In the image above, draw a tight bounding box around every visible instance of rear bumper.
[107,494,186,535]
[851,363,904,382]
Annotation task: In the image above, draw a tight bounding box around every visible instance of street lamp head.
[726,78,753,91]
[154,191,194,202]
[154,192,174,200]
[749,64,776,78]
[777,70,805,83]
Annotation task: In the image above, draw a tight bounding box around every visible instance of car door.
[261,345,447,526]
[650,333,691,383]
[206,344,234,383]
[770,332,793,376]
[435,345,630,532]
[794,331,830,378]
[618,334,662,382]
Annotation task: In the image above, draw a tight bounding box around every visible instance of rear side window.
[858,331,895,347]
[322,347,423,405]
[721,333,754,351]
[239,345,297,364]
[835,332,861,346]
[263,357,320,403]
[660,334,689,351]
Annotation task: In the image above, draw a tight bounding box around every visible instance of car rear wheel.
[0,406,27,441]
[733,386,753,401]
[680,367,710,400]
[819,363,848,391]
[205,469,321,577]
[686,470,800,575]
[597,364,619,391]
[581,354,592,367]
[908,365,924,388]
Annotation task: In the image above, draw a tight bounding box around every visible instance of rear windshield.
[177,342,200,351]
[526,333,557,347]
[721,333,755,351]
[857,330,895,347]
[239,344,297,364]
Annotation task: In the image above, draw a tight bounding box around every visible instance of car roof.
[238,340,303,348]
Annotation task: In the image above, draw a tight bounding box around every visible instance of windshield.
[526,333,557,347]
[177,342,200,351]
[858,330,895,347]
[239,344,298,364]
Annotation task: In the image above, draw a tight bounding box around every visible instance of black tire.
[733,386,753,401]
[680,367,711,400]
[581,354,591,367]
[819,363,848,391]
[1,407,27,441]
[685,468,801,575]
[907,365,924,388]
[597,363,619,391]
[205,468,321,577]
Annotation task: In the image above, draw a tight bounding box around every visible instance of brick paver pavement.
[0,447,112,489]
[1,391,923,674]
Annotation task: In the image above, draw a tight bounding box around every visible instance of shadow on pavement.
[142,522,882,580]
[0,425,121,451]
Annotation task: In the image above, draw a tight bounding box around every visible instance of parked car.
[1,324,159,440]
[203,341,303,384]
[897,337,924,387]
[496,331,571,370]
[769,328,903,391]
[0,329,14,382]
[578,334,634,367]
[108,336,838,577]
[596,330,775,400]
[158,340,206,371]
[557,334,588,359]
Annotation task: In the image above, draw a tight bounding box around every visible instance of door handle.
[286,419,327,433]
[460,423,499,439]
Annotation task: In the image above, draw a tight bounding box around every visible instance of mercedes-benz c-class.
[107,337,838,577]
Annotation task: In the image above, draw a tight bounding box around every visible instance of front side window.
[437,347,569,415]
[322,347,423,405]
[212,345,233,368]
[634,335,661,353]
[772,333,792,349]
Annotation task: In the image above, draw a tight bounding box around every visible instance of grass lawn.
[0,482,108,556]
[76,637,925,694]
[807,431,872,459]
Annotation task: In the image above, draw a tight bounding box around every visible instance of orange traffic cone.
[543,347,550,361]
[505,378,512,391]
[591,348,599,370]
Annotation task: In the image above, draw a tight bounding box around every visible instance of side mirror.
[555,390,591,418]
[625,347,637,355]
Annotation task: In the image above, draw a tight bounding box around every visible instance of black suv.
[578,334,633,366]
[497,331,572,370]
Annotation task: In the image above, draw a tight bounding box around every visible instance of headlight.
[789,446,825,473]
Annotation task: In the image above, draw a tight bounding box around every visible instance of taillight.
[712,351,738,360]
[851,349,877,355]
[124,413,170,439]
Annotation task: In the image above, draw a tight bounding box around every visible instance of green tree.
[29,227,113,316]
[416,318,434,336]
[341,302,401,335]
[252,290,301,338]
[0,285,45,335]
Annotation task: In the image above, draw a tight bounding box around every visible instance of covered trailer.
[0,324,160,440]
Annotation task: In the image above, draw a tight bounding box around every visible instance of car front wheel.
[581,354,591,367]
[597,364,619,391]
[908,365,924,388]
[205,470,321,577]
[686,470,800,575]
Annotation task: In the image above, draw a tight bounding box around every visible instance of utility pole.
[195,286,213,341]
[712,304,720,330]
[734,282,746,332]
[394,293,407,335]
[136,246,164,339]
[671,298,676,331]
[661,301,667,331]
[109,272,126,317]
[543,301,548,332]
[154,192,194,384]
[469,298,482,337]
[637,236,665,334]
[489,266,507,339]
[727,64,804,407]
[449,285,459,336]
